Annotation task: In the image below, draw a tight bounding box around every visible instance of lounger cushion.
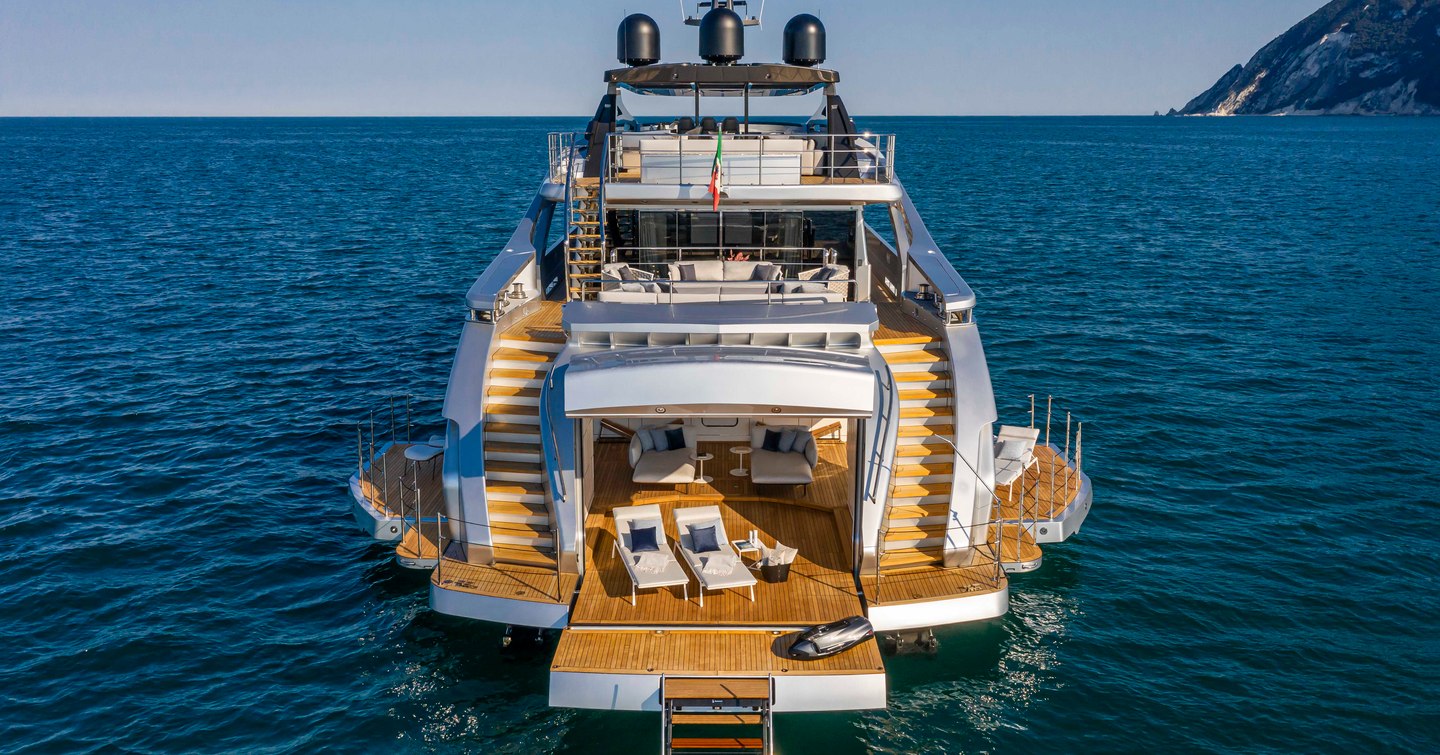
[630,525,659,553]
[751,449,815,485]
[996,439,1029,461]
[689,524,722,553]
[632,448,696,483]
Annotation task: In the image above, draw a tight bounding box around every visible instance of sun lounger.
[994,425,1040,486]
[611,504,690,605]
[672,505,757,607]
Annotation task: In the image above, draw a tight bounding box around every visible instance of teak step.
[882,346,945,362]
[896,442,953,458]
[886,502,951,520]
[892,483,952,499]
[490,368,549,381]
[669,739,763,752]
[486,441,541,456]
[898,424,955,438]
[879,548,944,569]
[892,370,950,383]
[487,499,549,519]
[899,406,944,419]
[894,462,954,478]
[486,402,539,415]
[491,520,552,538]
[486,481,545,498]
[486,460,543,475]
[500,330,565,344]
[493,347,555,363]
[492,544,556,568]
[486,386,541,399]
[884,524,947,542]
[873,335,938,346]
[664,678,770,701]
[898,388,953,401]
[484,422,540,437]
[669,713,763,725]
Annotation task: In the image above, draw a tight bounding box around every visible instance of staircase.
[566,180,604,301]
[877,335,955,571]
[482,329,564,568]
[662,677,773,755]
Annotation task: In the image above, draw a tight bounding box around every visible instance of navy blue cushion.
[664,427,686,450]
[689,524,721,553]
[761,429,783,452]
[630,526,659,553]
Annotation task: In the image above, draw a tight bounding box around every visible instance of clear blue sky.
[0,0,1325,116]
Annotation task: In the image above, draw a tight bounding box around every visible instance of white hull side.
[429,581,570,629]
[1033,469,1093,545]
[867,585,1009,632]
[548,671,886,712]
[349,471,402,542]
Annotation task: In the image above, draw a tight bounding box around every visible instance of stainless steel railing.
[602,131,895,185]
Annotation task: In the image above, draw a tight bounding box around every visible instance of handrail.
[865,368,897,599]
[574,275,858,304]
[894,181,978,319]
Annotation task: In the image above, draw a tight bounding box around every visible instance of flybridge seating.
[606,127,894,186]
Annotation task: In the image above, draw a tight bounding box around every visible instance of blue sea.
[2,116,1438,753]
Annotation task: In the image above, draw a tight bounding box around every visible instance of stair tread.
[491,520,553,537]
[669,738,763,751]
[485,403,540,416]
[493,347,555,362]
[899,406,944,419]
[487,480,544,496]
[886,502,951,519]
[487,441,541,454]
[490,368,549,380]
[874,335,939,346]
[894,463,954,477]
[487,499,549,517]
[898,388,953,400]
[486,460,543,474]
[892,370,950,383]
[669,713,762,725]
[492,544,556,567]
[885,524,947,539]
[501,331,565,344]
[883,348,946,365]
[892,483,952,498]
[486,386,542,398]
[485,422,541,435]
[897,424,954,438]
[879,548,943,568]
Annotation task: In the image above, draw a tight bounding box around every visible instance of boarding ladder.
[564,138,607,301]
[661,676,773,755]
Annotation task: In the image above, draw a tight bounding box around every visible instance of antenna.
[684,0,761,26]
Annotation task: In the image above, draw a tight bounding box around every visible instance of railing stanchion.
[1028,395,1035,429]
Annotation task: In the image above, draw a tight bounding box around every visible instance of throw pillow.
[678,263,697,282]
[750,262,778,281]
[761,429,783,452]
[650,428,671,452]
[689,524,722,553]
[778,429,799,453]
[618,265,638,281]
[638,428,654,452]
[630,525,659,553]
[814,265,837,281]
[664,427,686,450]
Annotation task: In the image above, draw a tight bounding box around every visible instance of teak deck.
[570,440,863,627]
[551,629,885,676]
[995,444,1081,520]
[432,559,578,604]
[358,442,444,518]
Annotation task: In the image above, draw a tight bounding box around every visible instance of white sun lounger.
[994,425,1041,486]
[611,504,690,606]
[673,505,757,607]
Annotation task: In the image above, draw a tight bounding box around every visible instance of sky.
[0,0,1328,116]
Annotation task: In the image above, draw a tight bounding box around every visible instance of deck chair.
[994,425,1041,486]
[673,505,757,607]
[611,504,690,606]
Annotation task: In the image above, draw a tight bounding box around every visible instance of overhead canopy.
[563,346,876,418]
[605,63,839,97]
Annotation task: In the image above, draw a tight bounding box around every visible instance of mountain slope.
[1176,0,1440,115]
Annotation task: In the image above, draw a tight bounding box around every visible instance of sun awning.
[562,346,876,418]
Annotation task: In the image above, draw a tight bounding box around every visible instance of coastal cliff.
[1176,0,1440,115]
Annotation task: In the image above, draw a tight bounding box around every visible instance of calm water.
[3,116,1438,753]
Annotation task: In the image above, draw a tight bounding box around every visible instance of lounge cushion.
[778,429,799,453]
[630,525,659,553]
[650,428,672,452]
[632,448,696,484]
[689,523,722,553]
[638,429,655,453]
[751,449,815,485]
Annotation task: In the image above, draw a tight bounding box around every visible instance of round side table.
[690,451,714,485]
[729,446,752,477]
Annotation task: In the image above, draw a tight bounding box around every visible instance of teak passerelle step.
[664,678,770,700]
[493,347,555,362]
[879,547,943,568]
[669,739,763,752]
[669,713,763,725]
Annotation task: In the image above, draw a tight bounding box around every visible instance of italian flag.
[707,132,723,211]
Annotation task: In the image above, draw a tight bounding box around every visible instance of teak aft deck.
[571,439,862,628]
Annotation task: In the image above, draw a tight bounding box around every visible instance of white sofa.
[628,424,699,484]
[749,425,819,486]
[597,262,849,304]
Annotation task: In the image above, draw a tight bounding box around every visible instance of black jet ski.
[785,616,874,660]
